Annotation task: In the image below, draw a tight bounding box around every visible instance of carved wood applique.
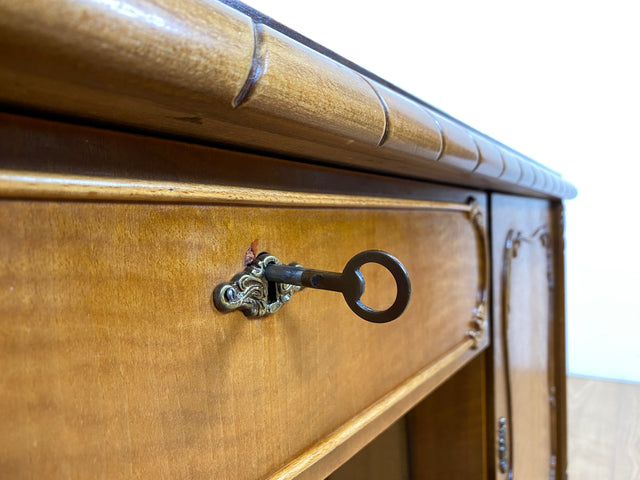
[500,226,557,479]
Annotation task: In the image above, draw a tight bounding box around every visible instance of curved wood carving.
[466,198,489,349]
[500,226,557,479]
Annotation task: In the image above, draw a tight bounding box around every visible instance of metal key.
[264,250,411,323]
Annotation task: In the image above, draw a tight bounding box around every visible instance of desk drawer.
[0,181,488,479]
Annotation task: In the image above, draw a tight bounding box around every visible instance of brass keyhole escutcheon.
[213,250,411,323]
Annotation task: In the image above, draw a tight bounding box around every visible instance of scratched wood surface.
[0,0,575,199]
[0,193,486,479]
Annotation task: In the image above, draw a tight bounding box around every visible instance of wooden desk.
[0,1,573,478]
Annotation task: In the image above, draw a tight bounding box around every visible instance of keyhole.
[267,280,277,304]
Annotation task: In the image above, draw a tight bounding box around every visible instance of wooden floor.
[568,376,640,480]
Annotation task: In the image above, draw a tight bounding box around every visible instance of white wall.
[246,0,640,382]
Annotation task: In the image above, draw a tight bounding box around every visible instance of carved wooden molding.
[0,169,470,211]
[466,199,489,349]
[0,0,575,199]
[500,226,557,479]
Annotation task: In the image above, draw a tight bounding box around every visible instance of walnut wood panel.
[0,0,575,199]
[406,352,488,479]
[490,194,566,480]
[0,191,487,479]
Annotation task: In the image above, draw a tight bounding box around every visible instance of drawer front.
[0,185,488,479]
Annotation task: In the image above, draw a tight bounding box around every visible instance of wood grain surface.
[0,112,487,205]
[568,376,640,480]
[0,113,490,205]
[490,194,564,479]
[0,0,575,199]
[0,192,487,479]
[265,339,482,480]
[407,352,488,479]
[327,352,489,480]
[0,170,472,212]
[327,417,410,480]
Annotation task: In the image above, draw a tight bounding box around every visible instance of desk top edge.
[0,0,576,199]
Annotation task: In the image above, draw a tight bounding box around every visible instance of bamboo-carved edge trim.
[0,1,576,200]
[0,170,471,211]
[229,6,574,199]
[500,226,557,479]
